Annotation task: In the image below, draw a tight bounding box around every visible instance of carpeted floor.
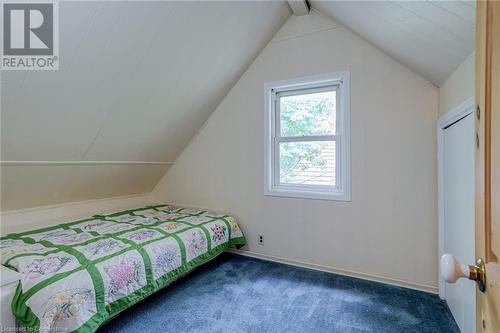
[98,253,459,333]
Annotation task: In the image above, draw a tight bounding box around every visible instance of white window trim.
[264,71,351,201]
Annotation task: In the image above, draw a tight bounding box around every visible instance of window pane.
[280,90,336,137]
[279,141,336,186]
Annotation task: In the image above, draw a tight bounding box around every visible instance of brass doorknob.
[441,254,486,293]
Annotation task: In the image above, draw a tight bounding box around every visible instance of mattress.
[0,204,246,333]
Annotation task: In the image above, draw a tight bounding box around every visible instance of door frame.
[437,96,475,299]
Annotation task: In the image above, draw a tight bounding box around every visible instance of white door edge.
[437,96,475,300]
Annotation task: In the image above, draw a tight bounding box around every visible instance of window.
[264,71,351,201]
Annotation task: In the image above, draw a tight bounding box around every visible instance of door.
[475,0,500,332]
[444,113,476,333]
[441,2,499,332]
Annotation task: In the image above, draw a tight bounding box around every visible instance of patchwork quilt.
[0,205,245,333]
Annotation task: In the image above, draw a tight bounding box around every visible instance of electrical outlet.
[258,235,264,245]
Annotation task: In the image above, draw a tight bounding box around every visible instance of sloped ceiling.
[0,1,291,210]
[310,0,476,85]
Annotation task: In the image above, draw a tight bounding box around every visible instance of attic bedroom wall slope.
[151,10,440,291]
[0,1,291,212]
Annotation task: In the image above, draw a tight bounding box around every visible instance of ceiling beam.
[287,0,309,16]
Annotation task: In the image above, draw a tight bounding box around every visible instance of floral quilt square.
[118,228,164,244]
[177,228,208,262]
[93,223,135,235]
[143,237,182,280]
[75,239,128,261]
[70,220,116,233]
[154,212,188,221]
[177,208,205,216]
[127,217,158,225]
[155,222,190,233]
[177,215,213,225]
[22,229,77,242]
[49,232,95,246]
[105,214,140,223]
[27,269,96,333]
[1,243,53,265]
[227,216,244,239]
[202,221,229,248]
[9,252,80,292]
[131,209,161,218]
[0,239,26,249]
[96,250,147,305]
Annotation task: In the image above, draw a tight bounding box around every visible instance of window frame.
[264,71,351,201]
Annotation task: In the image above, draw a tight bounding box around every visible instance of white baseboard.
[226,248,439,294]
[0,193,154,235]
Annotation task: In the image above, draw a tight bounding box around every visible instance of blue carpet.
[98,253,459,333]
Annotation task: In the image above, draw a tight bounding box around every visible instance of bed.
[0,204,246,333]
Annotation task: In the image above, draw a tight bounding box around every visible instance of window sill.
[264,187,351,202]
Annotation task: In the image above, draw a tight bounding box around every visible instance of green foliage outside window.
[279,91,335,183]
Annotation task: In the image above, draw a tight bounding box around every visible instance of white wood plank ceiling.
[310,0,476,85]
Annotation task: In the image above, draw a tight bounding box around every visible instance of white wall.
[439,52,475,118]
[151,10,440,291]
[1,163,168,211]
